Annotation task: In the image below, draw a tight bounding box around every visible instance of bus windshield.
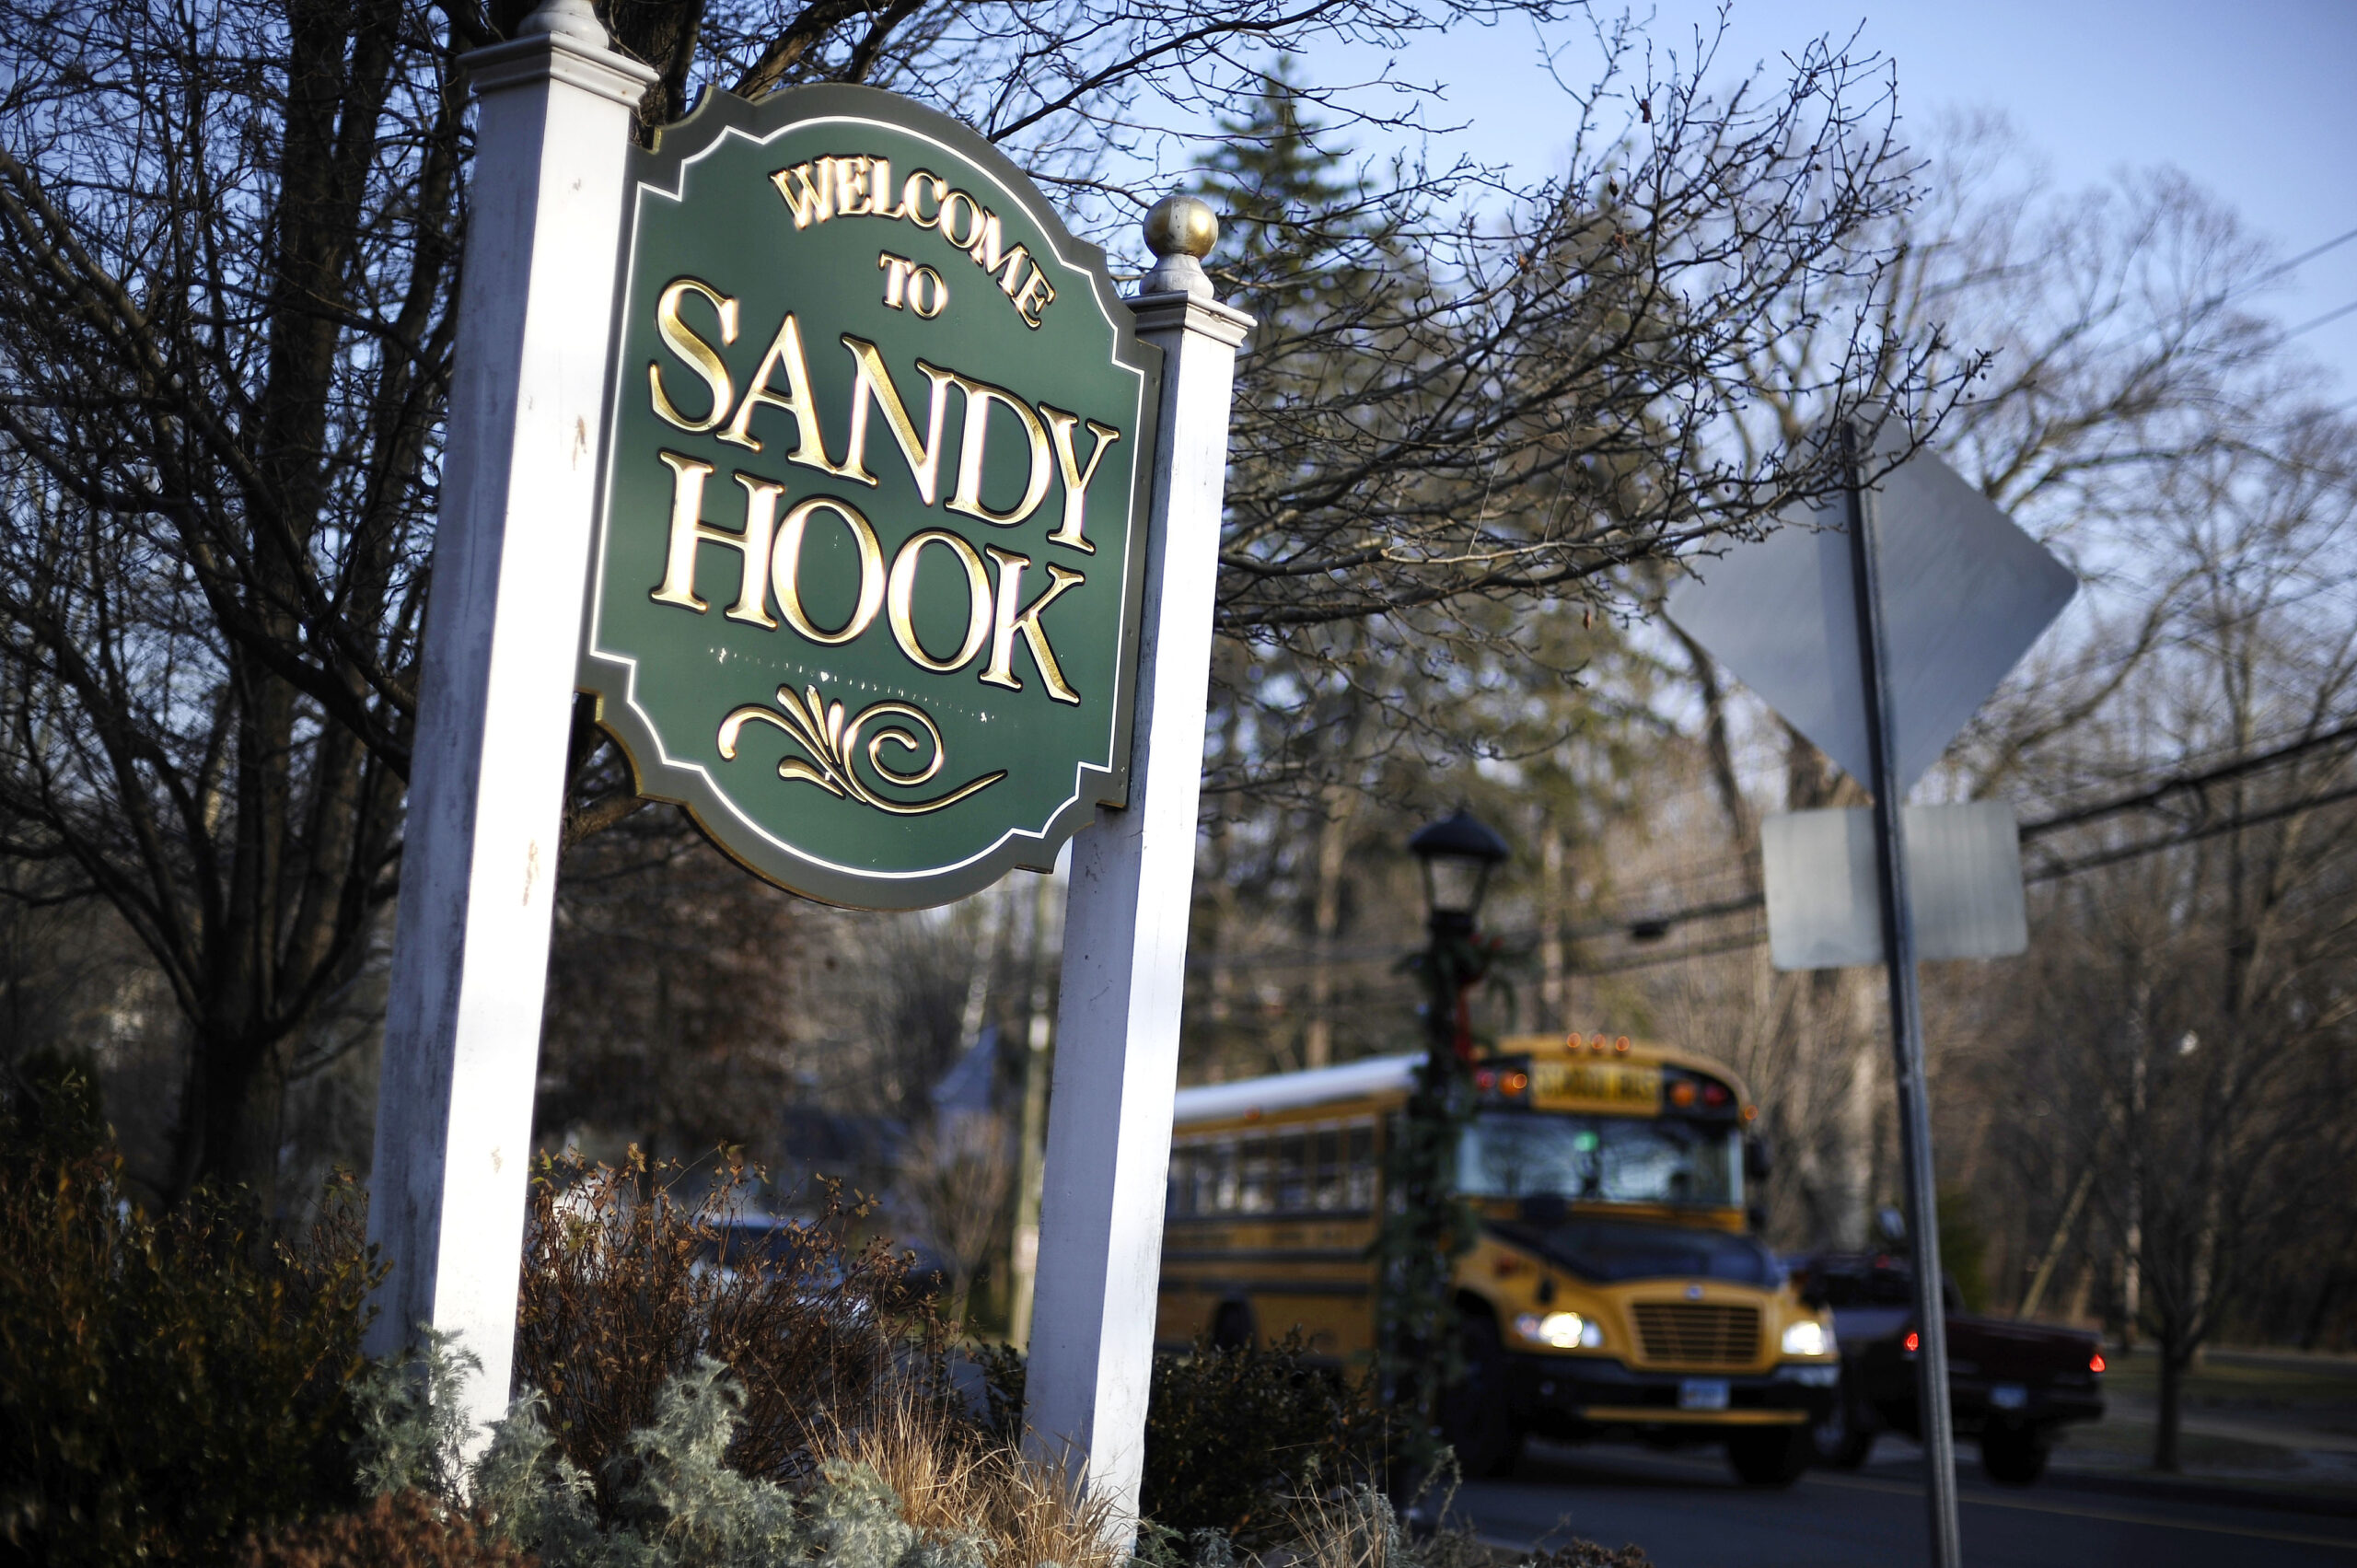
[1457,1109,1741,1209]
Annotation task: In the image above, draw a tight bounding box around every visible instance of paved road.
[1454,1438,2357,1567]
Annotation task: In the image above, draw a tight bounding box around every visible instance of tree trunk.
[1303,784,1354,1068]
[2153,1334,2189,1473]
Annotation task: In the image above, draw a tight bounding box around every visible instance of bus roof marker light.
[1614,1036,1631,1052]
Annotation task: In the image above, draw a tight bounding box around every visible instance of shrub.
[364,1351,1035,1568]
[1522,1544,1653,1567]
[979,1332,1394,1550]
[513,1151,944,1516]
[238,1491,538,1568]
[1142,1333,1393,1545]
[0,1054,379,1565]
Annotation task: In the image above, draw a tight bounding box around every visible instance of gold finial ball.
[1144,194,1218,261]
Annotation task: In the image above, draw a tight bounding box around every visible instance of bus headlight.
[1515,1311,1605,1349]
[1781,1319,1836,1357]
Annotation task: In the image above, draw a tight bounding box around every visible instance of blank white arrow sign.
[1666,424,2077,796]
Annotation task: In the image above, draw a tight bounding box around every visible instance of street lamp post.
[1380,807,1510,1488]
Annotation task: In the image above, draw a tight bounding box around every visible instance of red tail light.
[2090,1352,2106,1374]
[1904,1330,1920,1353]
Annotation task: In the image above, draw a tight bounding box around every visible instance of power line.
[2285,298,2357,341]
[2016,716,2357,838]
[2023,777,2357,886]
[1187,719,2357,976]
[2246,223,2357,295]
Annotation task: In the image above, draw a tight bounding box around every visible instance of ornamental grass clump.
[807,1379,1126,1568]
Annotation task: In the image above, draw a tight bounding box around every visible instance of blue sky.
[1305,0,2357,399]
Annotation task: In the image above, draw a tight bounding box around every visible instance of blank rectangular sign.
[1762,801,2028,970]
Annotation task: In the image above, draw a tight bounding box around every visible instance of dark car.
[1795,1250,2105,1484]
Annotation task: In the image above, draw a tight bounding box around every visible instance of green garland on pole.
[1374,922,1498,1480]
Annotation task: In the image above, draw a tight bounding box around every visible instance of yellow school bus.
[1157,1033,1840,1485]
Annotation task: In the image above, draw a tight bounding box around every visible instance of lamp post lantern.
[1411,806,1510,923]
[1409,807,1509,1056]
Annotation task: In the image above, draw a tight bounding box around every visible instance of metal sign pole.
[1841,421,1963,1567]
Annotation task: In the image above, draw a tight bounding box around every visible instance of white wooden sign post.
[366,0,1248,1526]
[1020,223,1249,1524]
[365,0,653,1434]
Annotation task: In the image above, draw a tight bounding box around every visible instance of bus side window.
[1238,1135,1272,1214]
[1167,1144,1193,1217]
[1346,1121,1377,1211]
[1313,1124,1344,1211]
[1212,1139,1237,1213]
[1276,1132,1309,1214]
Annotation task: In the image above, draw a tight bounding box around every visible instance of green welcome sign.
[580,85,1161,908]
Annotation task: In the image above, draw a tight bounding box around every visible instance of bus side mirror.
[1743,1135,1772,1182]
[1794,1269,1830,1310]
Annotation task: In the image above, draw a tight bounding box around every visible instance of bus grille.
[1631,1303,1760,1365]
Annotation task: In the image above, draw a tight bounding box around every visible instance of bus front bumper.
[1507,1353,1839,1434]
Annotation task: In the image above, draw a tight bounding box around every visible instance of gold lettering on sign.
[838,335,955,504]
[965,215,1028,287]
[946,374,1051,528]
[936,188,986,250]
[720,313,842,475]
[980,547,1085,704]
[908,266,946,319]
[1008,264,1054,330]
[878,251,916,309]
[867,158,903,219]
[902,169,947,228]
[887,529,993,673]
[830,156,873,215]
[771,163,833,227]
[771,495,886,646]
[649,277,737,433]
[1039,405,1120,554]
[769,157,1058,325]
[648,451,781,628]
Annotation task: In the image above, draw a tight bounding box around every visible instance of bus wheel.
[1436,1314,1522,1478]
[1727,1426,1812,1487]
[1210,1300,1256,1351]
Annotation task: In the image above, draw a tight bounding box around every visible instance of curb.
[2040,1466,2357,1521]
